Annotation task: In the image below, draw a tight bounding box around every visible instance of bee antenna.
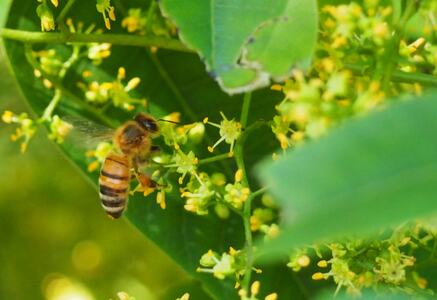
[158,119,180,125]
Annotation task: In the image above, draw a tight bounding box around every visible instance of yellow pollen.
[317,260,328,268]
[126,77,141,91]
[156,191,166,209]
[2,111,14,123]
[142,186,155,197]
[207,146,214,153]
[271,84,282,91]
[297,255,310,267]
[251,281,260,295]
[203,117,209,124]
[235,169,243,182]
[87,161,100,172]
[265,293,278,300]
[312,272,325,280]
[108,7,116,21]
[34,69,42,78]
[50,0,59,7]
[43,79,53,89]
[104,18,111,30]
[82,70,92,78]
[229,247,238,256]
[118,67,126,80]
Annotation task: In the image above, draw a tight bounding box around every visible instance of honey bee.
[99,113,160,219]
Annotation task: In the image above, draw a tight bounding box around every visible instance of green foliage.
[160,0,318,94]
[1,0,437,299]
[1,0,316,299]
[258,92,437,256]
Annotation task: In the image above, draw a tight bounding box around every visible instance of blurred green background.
[0,44,192,300]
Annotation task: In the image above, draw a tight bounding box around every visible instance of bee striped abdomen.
[99,153,130,219]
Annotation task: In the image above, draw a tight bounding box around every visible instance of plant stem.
[198,153,231,165]
[345,63,437,87]
[0,28,193,53]
[236,92,252,186]
[145,0,158,34]
[41,89,62,120]
[56,0,77,25]
[380,0,418,94]
[240,92,251,130]
[235,92,255,291]
[24,46,116,127]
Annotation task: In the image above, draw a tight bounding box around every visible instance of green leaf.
[1,0,322,298]
[160,0,318,94]
[0,0,12,29]
[258,93,437,258]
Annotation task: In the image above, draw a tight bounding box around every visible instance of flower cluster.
[223,169,250,209]
[2,17,117,152]
[2,111,37,153]
[78,67,147,111]
[304,223,436,296]
[121,7,177,38]
[197,248,246,281]
[269,0,436,150]
[322,2,392,50]
[48,115,73,143]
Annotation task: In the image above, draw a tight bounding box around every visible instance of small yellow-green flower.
[166,149,199,184]
[96,0,116,29]
[86,142,114,172]
[36,2,55,31]
[287,249,312,272]
[224,182,250,209]
[121,8,147,33]
[48,115,73,144]
[181,173,214,215]
[2,110,37,153]
[88,43,112,64]
[79,67,146,111]
[204,112,242,156]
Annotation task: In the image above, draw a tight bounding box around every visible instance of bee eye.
[135,114,159,133]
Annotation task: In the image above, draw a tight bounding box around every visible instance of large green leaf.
[258,93,437,258]
[1,0,322,298]
[160,0,318,94]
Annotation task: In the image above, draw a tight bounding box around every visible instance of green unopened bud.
[214,203,230,219]
[188,122,205,144]
[200,250,219,267]
[211,173,226,186]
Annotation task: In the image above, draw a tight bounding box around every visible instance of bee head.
[134,113,159,134]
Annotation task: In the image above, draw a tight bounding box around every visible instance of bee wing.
[63,116,115,150]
